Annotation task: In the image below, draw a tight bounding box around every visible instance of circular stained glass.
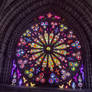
[11,13,84,89]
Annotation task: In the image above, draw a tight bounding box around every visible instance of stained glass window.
[11,13,85,89]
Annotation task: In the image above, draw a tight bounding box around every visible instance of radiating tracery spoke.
[35,53,45,66]
[51,54,61,68]
[49,32,54,44]
[44,31,49,44]
[11,12,84,89]
[51,33,60,44]
[48,55,54,71]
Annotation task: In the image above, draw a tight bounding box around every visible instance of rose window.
[11,13,84,89]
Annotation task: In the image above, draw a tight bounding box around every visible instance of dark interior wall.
[0,0,3,6]
[87,0,92,6]
[0,0,92,92]
[0,0,92,12]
